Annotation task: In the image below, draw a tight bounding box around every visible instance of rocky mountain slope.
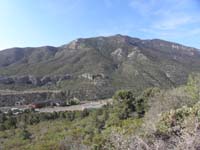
[0,34,200,99]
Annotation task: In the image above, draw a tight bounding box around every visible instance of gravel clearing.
[38,99,112,113]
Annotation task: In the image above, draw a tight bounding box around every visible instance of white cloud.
[129,0,200,40]
[153,16,193,30]
[129,0,193,16]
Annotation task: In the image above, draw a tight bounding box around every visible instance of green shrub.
[156,102,200,135]
[112,90,135,119]
[20,129,31,140]
[187,74,200,100]
[4,117,17,129]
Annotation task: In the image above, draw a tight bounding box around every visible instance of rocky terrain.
[0,90,69,107]
[0,34,200,103]
[0,75,72,86]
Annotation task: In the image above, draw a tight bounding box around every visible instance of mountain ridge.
[1,34,199,52]
[0,34,200,100]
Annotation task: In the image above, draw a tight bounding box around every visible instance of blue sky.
[0,0,200,50]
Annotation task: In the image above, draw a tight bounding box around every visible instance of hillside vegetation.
[0,73,200,150]
[0,35,200,99]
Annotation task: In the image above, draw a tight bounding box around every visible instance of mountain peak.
[0,34,200,100]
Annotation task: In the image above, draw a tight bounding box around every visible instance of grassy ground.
[0,120,71,150]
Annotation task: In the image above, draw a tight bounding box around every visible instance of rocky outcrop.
[79,73,106,81]
[0,86,114,107]
[0,75,72,86]
[0,90,63,107]
[0,77,14,84]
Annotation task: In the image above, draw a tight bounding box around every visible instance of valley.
[0,35,200,150]
[1,0,199,149]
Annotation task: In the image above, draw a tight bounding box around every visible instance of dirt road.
[38,99,112,113]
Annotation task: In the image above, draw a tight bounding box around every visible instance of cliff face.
[0,35,200,102]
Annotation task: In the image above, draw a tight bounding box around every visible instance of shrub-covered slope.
[0,74,200,150]
[0,35,200,98]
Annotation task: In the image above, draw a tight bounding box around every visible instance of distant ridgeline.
[0,35,200,103]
